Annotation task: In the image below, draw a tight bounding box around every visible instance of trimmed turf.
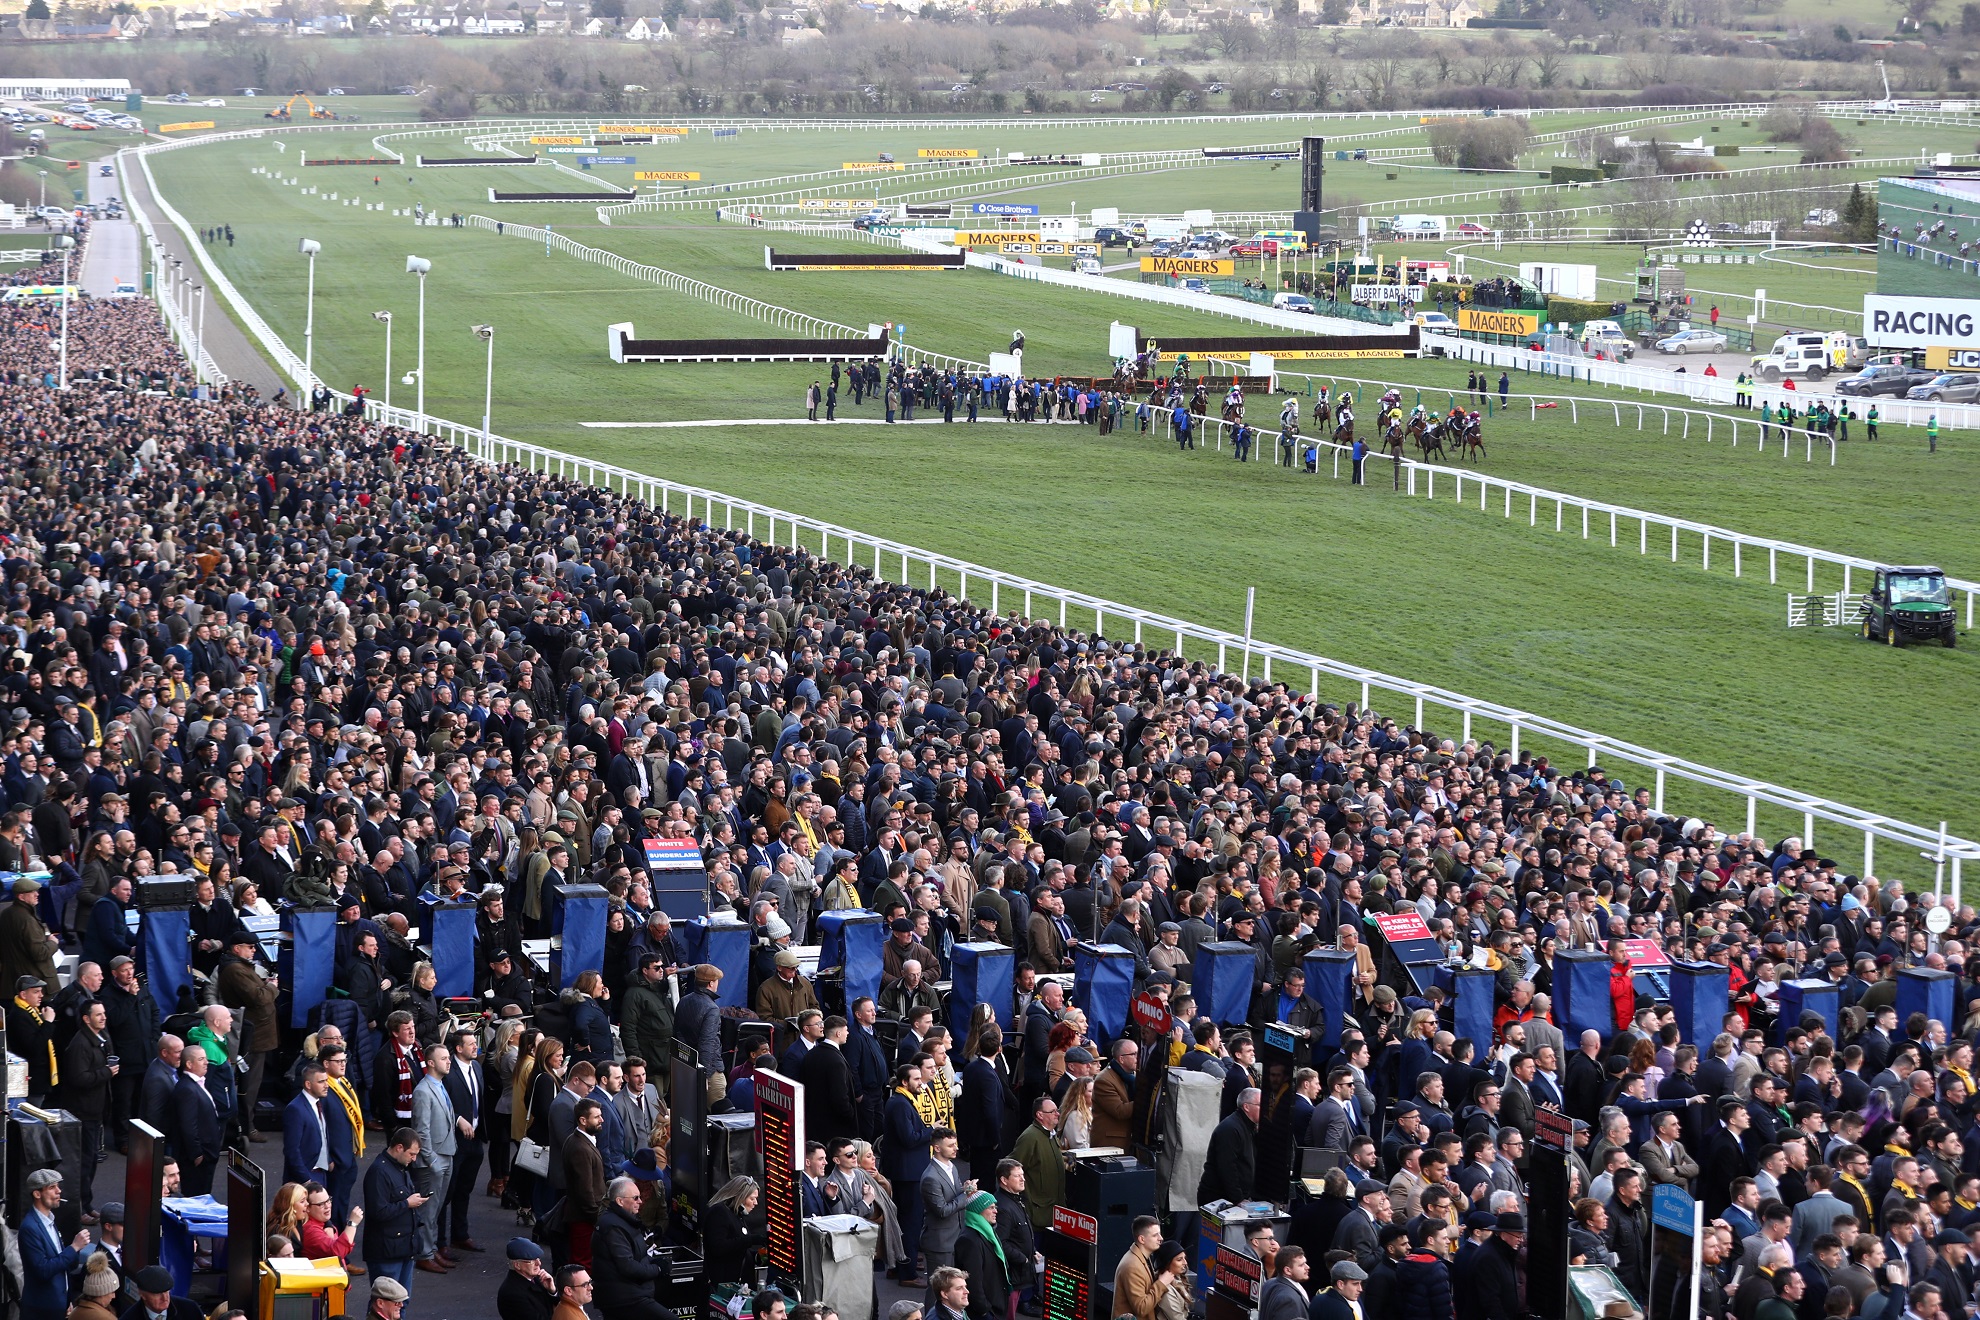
[144,129,1980,861]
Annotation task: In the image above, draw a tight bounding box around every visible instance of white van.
[1580,319,1635,361]
[1752,330,1859,382]
[1073,256,1102,275]
[1272,293,1316,314]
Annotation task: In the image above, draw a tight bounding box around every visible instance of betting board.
[753,1068,806,1292]
[1042,1206,1098,1320]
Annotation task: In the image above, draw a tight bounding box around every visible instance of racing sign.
[797,199,879,210]
[999,242,1036,255]
[843,161,907,171]
[635,171,701,181]
[530,136,586,145]
[1865,294,1980,349]
[600,125,688,135]
[1599,938,1671,969]
[1458,308,1540,335]
[1142,255,1234,277]
[972,201,1040,216]
[157,121,216,132]
[1130,991,1172,1035]
[920,148,981,158]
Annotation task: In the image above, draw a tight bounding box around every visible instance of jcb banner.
[1142,255,1235,277]
[1000,242,1037,254]
[530,136,585,145]
[635,171,701,181]
[955,230,1040,246]
[601,125,688,135]
[1458,308,1540,336]
[158,121,216,132]
[842,161,907,171]
[918,148,980,158]
[798,199,879,210]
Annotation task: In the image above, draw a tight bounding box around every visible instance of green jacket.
[620,980,676,1076]
[1011,1121,1067,1230]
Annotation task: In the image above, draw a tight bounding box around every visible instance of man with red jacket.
[1609,942,1636,1032]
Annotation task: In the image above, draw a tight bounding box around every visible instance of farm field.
[141,110,1980,861]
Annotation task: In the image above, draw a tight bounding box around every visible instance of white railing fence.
[126,131,1980,888]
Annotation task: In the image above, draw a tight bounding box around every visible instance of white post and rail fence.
[124,141,1980,891]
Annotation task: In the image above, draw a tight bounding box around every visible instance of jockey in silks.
[1225,384,1245,415]
[1281,397,1301,430]
[1312,384,1331,422]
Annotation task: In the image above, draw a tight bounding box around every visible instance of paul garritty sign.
[1865,294,1980,348]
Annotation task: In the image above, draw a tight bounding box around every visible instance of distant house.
[1346,0,1477,23]
[780,21,822,40]
[462,11,526,31]
[623,13,672,37]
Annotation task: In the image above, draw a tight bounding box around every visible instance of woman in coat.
[569,971,614,1068]
[702,1176,765,1285]
[407,962,445,1049]
[953,1191,1009,1320]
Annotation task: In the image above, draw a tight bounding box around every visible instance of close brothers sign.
[1863,294,1980,349]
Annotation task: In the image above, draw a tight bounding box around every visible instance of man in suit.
[410,1044,458,1274]
[882,1065,936,1284]
[17,1168,90,1320]
[1639,1109,1701,1188]
[1309,1260,1368,1320]
[846,998,892,1142]
[800,1141,836,1218]
[1563,1030,1607,1128]
[614,1057,663,1156]
[363,1128,425,1295]
[1792,1165,1853,1257]
[1257,1246,1312,1320]
[562,1101,608,1268]
[441,1029,487,1255]
[1306,1068,1361,1152]
[798,1016,860,1144]
[957,1037,1008,1182]
[1925,1229,1973,1320]
[1702,1098,1757,1219]
[920,1127,974,1300]
[1528,1044,1568,1112]
[141,1034,184,1148]
[172,1050,225,1197]
[1501,1054,1538,1147]
[1332,1179,1391,1276]
[283,1063,357,1207]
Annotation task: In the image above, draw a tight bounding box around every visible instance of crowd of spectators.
[0,287,1974,1320]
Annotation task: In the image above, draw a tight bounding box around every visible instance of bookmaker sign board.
[754,1069,804,1291]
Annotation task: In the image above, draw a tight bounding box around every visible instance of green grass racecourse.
[144,128,1980,857]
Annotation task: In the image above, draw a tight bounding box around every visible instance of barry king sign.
[1864,294,1980,349]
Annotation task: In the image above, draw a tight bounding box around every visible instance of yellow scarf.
[1952,1065,1976,1096]
[14,996,53,1088]
[913,1076,955,1133]
[328,1075,366,1156]
[1841,1172,1876,1232]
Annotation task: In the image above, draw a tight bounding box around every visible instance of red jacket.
[1609,961,1636,1031]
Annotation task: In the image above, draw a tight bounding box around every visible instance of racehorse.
[1380,418,1406,459]
[1410,416,1446,461]
[1332,417,1355,450]
[1456,415,1487,462]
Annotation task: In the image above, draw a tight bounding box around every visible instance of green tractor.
[1862,565,1957,648]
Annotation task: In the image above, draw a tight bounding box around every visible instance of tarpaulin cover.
[1668,961,1728,1046]
[683,918,751,1009]
[551,884,609,990]
[141,908,191,1017]
[1777,979,1839,1044]
[815,911,885,1009]
[950,942,1014,1039]
[1160,1069,1224,1211]
[1192,942,1258,1027]
[1074,944,1136,1046]
[1898,967,1955,1033]
[1553,948,1613,1042]
[1302,949,1357,1051]
[421,897,478,999]
[281,905,339,1029]
[1453,967,1497,1060]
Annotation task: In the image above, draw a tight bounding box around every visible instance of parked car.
[1906,373,1980,403]
[1187,234,1220,252]
[1412,311,1457,331]
[1836,364,1932,396]
[1093,227,1133,247]
[98,164,113,177]
[1273,293,1317,314]
[1073,256,1103,275]
[1655,328,1727,355]
[1149,240,1180,257]
[1180,277,1209,293]
[1455,222,1495,236]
